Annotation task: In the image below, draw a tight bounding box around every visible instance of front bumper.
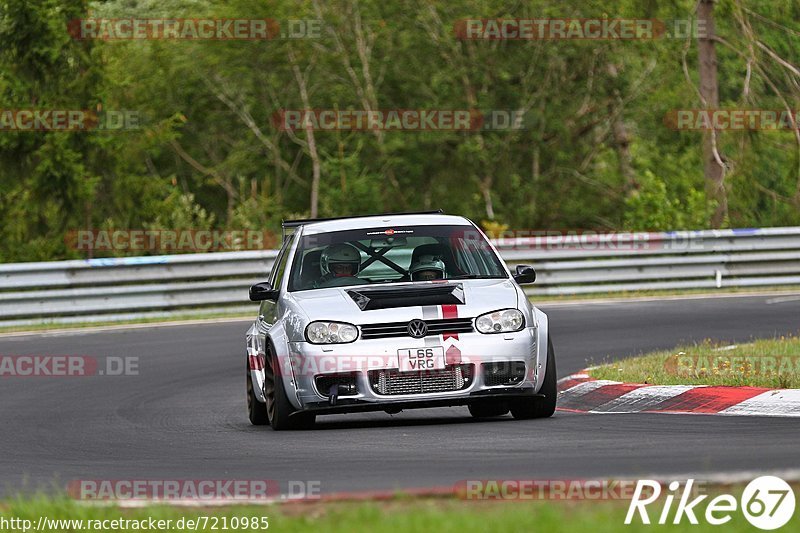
[298,387,544,415]
[285,327,540,412]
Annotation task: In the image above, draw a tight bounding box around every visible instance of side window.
[452,236,505,276]
[269,238,293,289]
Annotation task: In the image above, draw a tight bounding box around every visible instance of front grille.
[482,361,527,386]
[369,364,474,395]
[360,318,473,340]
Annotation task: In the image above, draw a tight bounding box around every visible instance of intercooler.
[368,364,474,395]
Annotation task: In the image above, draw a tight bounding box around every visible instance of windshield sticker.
[365,229,415,236]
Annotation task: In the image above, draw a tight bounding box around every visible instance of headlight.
[475,309,525,334]
[305,321,359,344]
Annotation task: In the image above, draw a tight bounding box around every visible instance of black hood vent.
[347,284,465,311]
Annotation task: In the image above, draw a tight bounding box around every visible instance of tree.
[697,0,727,227]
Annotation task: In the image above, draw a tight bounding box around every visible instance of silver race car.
[245,211,556,429]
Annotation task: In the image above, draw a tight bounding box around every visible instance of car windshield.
[287,224,507,291]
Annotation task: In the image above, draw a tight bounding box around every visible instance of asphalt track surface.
[1,293,799,497]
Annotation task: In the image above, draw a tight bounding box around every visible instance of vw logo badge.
[407,319,428,339]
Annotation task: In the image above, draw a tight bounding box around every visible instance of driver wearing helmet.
[317,243,361,285]
[409,254,446,281]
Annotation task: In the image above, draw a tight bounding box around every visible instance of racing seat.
[410,243,460,278]
[298,249,323,289]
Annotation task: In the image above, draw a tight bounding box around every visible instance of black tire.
[247,359,269,426]
[510,337,557,420]
[263,346,315,430]
[468,401,510,418]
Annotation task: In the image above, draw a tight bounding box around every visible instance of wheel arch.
[263,326,304,411]
[532,307,551,393]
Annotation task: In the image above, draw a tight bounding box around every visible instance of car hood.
[291,279,519,324]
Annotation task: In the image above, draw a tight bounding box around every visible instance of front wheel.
[510,337,557,420]
[263,348,315,430]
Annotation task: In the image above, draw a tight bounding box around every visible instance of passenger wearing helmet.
[316,243,361,286]
[409,254,446,281]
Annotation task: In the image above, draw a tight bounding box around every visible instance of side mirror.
[249,281,279,302]
[513,264,536,285]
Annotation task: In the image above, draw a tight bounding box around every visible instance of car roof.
[298,214,473,235]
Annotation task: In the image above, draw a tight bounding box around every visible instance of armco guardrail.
[2,227,800,325]
[499,227,800,295]
[0,251,277,326]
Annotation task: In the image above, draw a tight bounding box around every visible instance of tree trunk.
[698,0,727,227]
[289,51,321,218]
[314,0,406,210]
[306,126,321,219]
[480,179,495,220]
[612,113,635,194]
[606,63,636,194]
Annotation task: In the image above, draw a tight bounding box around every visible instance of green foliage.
[2,0,800,261]
[146,191,216,231]
[623,171,711,231]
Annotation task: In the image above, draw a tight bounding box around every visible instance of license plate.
[398,347,445,372]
